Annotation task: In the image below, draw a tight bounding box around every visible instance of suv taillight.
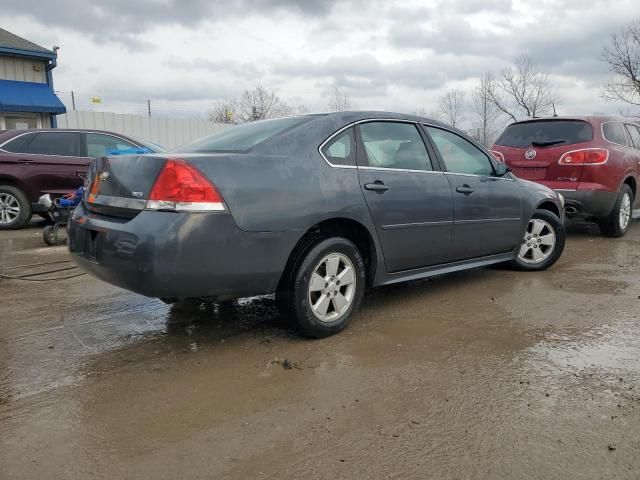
[558,148,609,166]
[146,159,225,212]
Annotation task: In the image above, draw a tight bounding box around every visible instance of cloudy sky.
[1,0,638,124]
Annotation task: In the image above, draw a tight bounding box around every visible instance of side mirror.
[494,163,511,177]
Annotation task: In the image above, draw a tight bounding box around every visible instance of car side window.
[425,127,494,176]
[27,132,82,156]
[602,122,631,147]
[1,133,35,153]
[624,124,640,149]
[358,122,432,171]
[321,127,356,166]
[86,133,137,158]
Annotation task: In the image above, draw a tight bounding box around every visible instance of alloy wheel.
[518,218,556,264]
[308,253,356,323]
[0,193,20,225]
[619,192,631,230]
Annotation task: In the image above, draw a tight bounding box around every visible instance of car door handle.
[456,185,474,196]
[364,181,390,192]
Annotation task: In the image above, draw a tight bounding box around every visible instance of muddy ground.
[1,217,639,479]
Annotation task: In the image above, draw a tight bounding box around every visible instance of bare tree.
[437,88,465,127]
[328,87,357,111]
[471,73,502,146]
[487,55,557,121]
[208,99,239,124]
[239,85,293,121]
[602,20,640,107]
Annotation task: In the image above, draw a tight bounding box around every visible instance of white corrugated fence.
[56,111,228,149]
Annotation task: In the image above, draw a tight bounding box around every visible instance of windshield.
[175,116,315,153]
[496,120,593,148]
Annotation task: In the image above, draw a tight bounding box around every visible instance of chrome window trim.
[359,166,444,175]
[318,118,434,171]
[0,130,143,158]
[318,123,358,169]
[443,171,514,182]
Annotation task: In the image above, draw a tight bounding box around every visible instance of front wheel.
[509,209,565,271]
[284,237,366,338]
[597,184,633,237]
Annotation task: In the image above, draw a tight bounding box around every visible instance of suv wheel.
[598,184,633,237]
[283,237,366,338]
[510,209,565,271]
[0,185,32,230]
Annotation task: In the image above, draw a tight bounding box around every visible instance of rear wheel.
[597,185,633,237]
[0,185,31,230]
[283,237,366,338]
[510,209,565,271]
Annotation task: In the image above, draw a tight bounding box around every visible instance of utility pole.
[147,99,151,118]
[71,91,76,111]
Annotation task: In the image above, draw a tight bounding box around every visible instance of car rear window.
[176,116,314,153]
[495,120,593,148]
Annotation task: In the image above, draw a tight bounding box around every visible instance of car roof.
[311,110,452,128]
[509,115,640,125]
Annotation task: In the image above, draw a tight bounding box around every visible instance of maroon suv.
[0,129,162,229]
[491,117,639,237]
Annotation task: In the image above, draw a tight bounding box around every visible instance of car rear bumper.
[556,188,617,218]
[68,203,300,300]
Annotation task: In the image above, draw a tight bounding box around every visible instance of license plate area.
[71,227,100,263]
[511,167,547,180]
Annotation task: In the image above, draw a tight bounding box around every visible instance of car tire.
[509,209,565,271]
[597,184,633,238]
[284,237,366,338]
[0,185,32,230]
[42,225,57,245]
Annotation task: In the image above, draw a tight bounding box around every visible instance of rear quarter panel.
[187,152,373,233]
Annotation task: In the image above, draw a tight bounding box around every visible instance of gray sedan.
[69,112,565,337]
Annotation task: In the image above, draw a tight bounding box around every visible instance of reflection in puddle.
[525,318,640,374]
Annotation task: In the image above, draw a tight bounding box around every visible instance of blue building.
[0,28,65,129]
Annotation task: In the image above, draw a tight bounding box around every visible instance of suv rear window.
[176,116,314,153]
[495,120,593,148]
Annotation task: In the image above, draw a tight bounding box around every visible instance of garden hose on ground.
[0,259,86,283]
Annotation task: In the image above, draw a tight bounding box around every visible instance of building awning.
[0,79,66,114]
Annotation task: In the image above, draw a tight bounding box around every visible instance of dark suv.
[491,117,639,237]
[0,129,162,229]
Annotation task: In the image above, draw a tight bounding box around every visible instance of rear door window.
[602,122,631,147]
[495,120,593,148]
[624,124,640,149]
[358,122,433,171]
[26,132,82,156]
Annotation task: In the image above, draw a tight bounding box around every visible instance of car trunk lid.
[85,155,167,218]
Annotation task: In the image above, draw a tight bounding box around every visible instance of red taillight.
[147,159,225,212]
[490,150,505,162]
[558,148,609,166]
